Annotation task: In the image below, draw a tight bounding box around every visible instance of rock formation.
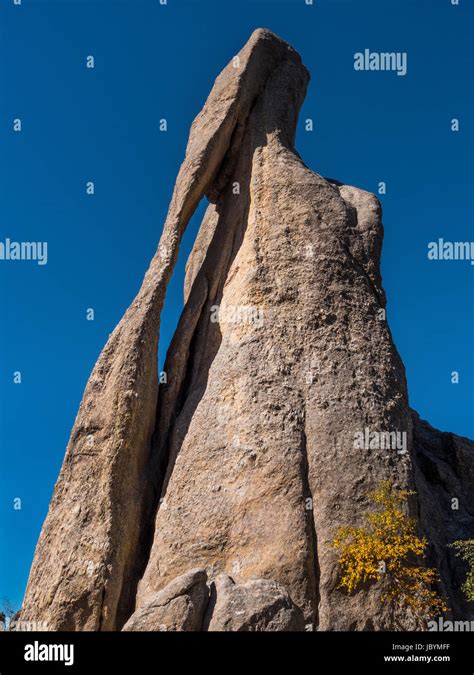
[21,29,473,632]
[122,569,209,632]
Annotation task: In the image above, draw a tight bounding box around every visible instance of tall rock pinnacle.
[21,29,473,632]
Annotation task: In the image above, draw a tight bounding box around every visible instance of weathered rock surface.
[21,27,308,633]
[207,575,306,631]
[22,28,474,632]
[122,569,209,632]
[135,29,416,632]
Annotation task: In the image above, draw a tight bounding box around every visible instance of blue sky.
[0,0,472,608]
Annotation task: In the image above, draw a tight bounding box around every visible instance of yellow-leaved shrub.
[331,480,448,620]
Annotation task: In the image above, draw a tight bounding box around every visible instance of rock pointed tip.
[246,28,309,80]
[250,27,280,40]
[249,27,295,49]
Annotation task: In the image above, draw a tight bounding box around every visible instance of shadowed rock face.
[21,29,473,632]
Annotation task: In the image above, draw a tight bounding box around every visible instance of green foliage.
[449,540,474,602]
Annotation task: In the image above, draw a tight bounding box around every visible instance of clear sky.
[1,0,472,609]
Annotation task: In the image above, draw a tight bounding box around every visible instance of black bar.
[0,631,472,674]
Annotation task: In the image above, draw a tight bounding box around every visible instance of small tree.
[449,540,474,602]
[331,480,448,620]
[0,598,17,631]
